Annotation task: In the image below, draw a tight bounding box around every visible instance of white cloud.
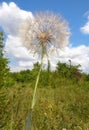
[5,35,35,61]
[5,34,37,71]
[0,2,35,71]
[0,2,33,36]
[45,45,89,73]
[52,45,89,73]
[81,22,89,34]
[80,13,89,34]
[0,2,89,73]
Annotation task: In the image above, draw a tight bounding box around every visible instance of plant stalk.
[25,47,44,130]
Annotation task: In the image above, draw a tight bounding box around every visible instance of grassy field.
[0,82,89,130]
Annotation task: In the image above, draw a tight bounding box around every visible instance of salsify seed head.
[20,11,71,56]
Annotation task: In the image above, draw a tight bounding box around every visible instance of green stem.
[31,45,45,109]
[25,47,44,130]
[31,55,43,109]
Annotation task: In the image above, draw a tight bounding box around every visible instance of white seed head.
[20,11,71,56]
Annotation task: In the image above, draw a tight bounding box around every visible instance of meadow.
[0,30,89,130]
[0,64,89,130]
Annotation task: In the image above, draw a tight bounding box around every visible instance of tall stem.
[31,54,43,109]
[25,46,44,130]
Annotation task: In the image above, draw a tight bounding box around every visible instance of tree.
[0,31,9,88]
[56,61,82,84]
[56,61,69,78]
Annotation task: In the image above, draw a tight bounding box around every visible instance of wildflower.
[21,11,70,57]
[20,11,70,130]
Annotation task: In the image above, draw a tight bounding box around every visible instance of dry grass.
[0,83,89,130]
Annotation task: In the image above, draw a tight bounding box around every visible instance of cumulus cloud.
[0,2,89,73]
[51,45,89,73]
[0,2,35,71]
[5,35,37,72]
[0,2,33,35]
[80,13,89,34]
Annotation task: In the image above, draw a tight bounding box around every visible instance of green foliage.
[10,61,89,88]
[0,84,89,130]
[0,88,10,129]
[0,60,89,129]
[82,73,89,81]
[0,31,4,57]
[0,39,89,129]
[56,61,83,84]
[0,31,10,88]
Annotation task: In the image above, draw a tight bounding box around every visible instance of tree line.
[0,31,89,88]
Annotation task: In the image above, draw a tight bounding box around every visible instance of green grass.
[0,83,89,130]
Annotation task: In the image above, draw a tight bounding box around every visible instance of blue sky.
[0,0,89,73]
[1,0,89,46]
